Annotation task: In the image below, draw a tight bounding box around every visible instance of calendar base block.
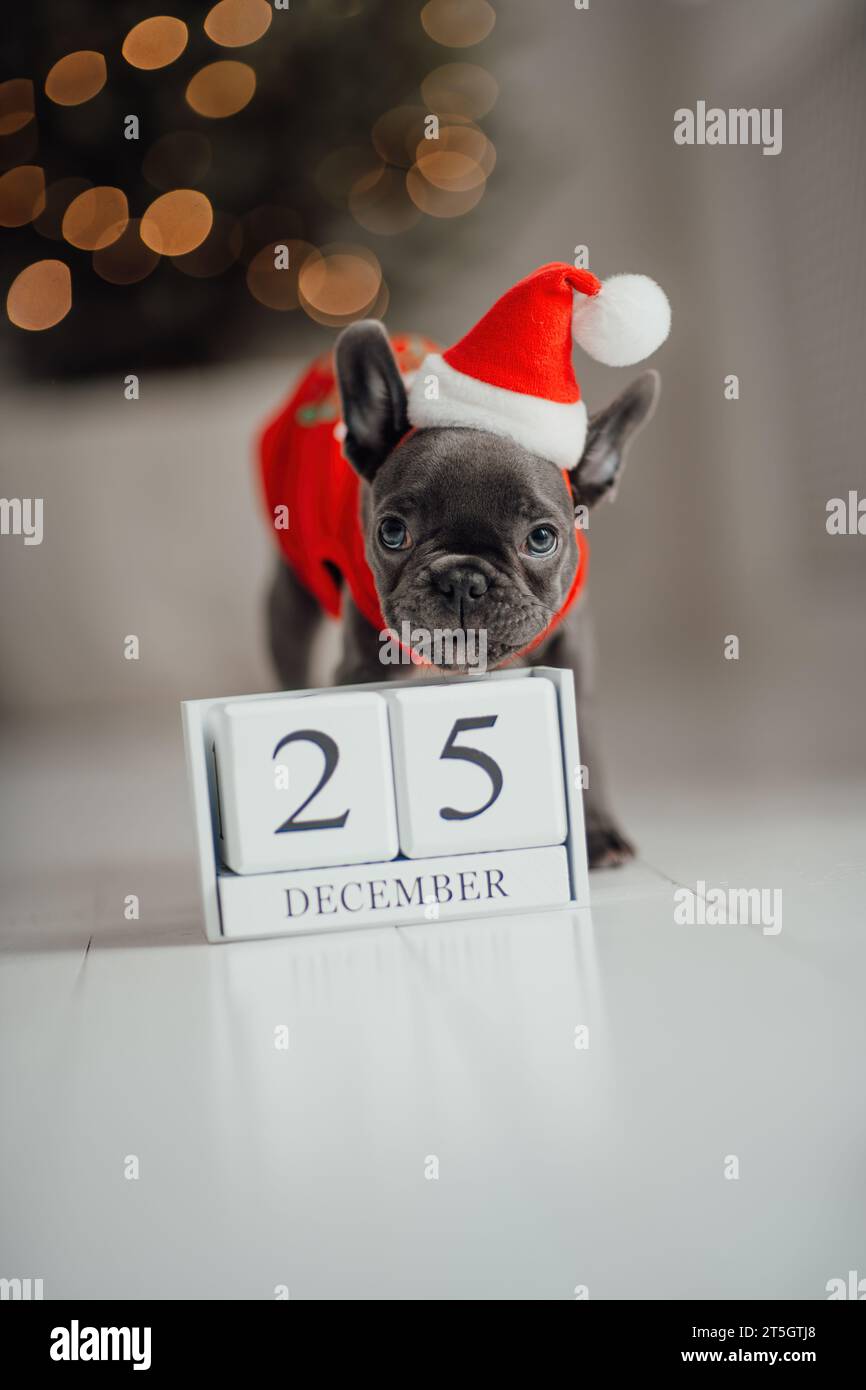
[216,845,570,940]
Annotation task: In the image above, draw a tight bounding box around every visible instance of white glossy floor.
[1,704,864,1300]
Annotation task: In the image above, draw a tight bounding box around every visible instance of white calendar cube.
[386,678,568,858]
[210,692,399,874]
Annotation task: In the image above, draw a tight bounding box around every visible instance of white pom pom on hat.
[407,261,671,468]
[572,272,671,368]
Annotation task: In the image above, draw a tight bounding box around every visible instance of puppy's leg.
[532,605,635,869]
[267,558,322,690]
[333,597,392,685]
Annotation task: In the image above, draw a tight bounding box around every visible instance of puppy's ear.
[569,369,660,508]
[335,321,409,481]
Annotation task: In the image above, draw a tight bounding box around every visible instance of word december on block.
[182,668,589,942]
[218,845,572,938]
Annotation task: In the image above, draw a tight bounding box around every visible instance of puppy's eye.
[378,517,411,551]
[523,525,558,557]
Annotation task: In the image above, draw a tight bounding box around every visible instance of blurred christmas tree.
[1,0,500,377]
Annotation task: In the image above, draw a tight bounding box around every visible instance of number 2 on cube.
[272,730,349,834]
[212,693,398,874]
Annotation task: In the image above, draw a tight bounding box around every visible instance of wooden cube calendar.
[182,667,590,943]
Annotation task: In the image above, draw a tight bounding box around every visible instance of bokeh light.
[371,106,431,168]
[143,131,212,191]
[415,148,484,193]
[204,0,273,48]
[140,190,214,255]
[420,63,498,119]
[368,279,389,322]
[92,219,160,285]
[0,79,35,136]
[122,16,189,71]
[0,165,46,227]
[172,212,243,277]
[44,51,107,107]
[34,177,92,240]
[301,275,389,329]
[406,164,486,218]
[6,258,72,330]
[298,244,382,322]
[185,61,256,118]
[420,0,496,48]
[246,239,317,310]
[298,272,390,329]
[62,187,129,250]
[349,166,421,235]
[414,121,495,191]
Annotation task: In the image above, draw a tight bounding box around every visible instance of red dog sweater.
[258,333,588,655]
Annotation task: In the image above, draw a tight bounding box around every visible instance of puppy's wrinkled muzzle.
[433,562,489,622]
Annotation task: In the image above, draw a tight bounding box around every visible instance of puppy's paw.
[586,824,636,869]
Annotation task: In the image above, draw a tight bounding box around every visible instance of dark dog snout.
[433,564,489,613]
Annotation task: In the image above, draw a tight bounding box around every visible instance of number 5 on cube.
[211,693,399,874]
[387,680,567,858]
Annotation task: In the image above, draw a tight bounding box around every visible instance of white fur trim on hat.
[407,353,588,468]
[572,273,671,368]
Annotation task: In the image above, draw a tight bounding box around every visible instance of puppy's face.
[365,429,578,669]
[336,322,659,671]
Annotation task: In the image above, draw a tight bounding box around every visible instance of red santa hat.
[407,262,670,467]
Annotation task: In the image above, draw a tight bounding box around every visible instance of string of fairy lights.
[0,0,498,335]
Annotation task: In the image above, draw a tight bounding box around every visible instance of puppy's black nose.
[434,565,489,609]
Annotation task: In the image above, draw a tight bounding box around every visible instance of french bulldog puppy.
[266,320,660,869]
